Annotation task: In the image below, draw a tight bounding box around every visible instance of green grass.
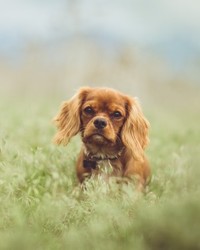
[0,96,200,250]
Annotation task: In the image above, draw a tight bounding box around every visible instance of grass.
[0,94,200,250]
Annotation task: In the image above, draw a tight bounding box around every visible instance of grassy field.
[0,91,200,250]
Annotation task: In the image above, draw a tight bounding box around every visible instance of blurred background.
[0,0,200,109]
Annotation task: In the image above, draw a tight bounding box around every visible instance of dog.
[53,87,150,189]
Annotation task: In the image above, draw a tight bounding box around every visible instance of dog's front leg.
[123,156,150,191]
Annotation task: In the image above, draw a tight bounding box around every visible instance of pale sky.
[0,0,200,61]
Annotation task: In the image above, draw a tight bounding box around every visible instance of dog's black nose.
[94,118,107,129]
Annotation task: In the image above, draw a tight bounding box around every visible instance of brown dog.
[53,87,150,188]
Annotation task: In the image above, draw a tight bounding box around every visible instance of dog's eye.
[84,107,95,115]
[112,111,122,118]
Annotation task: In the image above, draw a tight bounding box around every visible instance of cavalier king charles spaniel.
[53,87,150,189]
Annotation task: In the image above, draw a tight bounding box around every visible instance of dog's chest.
[91,159,123,180]
[93,160,113,175]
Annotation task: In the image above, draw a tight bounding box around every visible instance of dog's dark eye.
[84,107,94,115]
[112,111,122,118]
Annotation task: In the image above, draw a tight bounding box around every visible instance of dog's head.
[53,87,149,160]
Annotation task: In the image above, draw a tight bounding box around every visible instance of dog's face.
[81,88,126,147]
[53,87,149,160]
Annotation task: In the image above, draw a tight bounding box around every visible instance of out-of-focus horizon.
[0,0,200,106]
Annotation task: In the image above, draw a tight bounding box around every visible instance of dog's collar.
[83,147,124,169]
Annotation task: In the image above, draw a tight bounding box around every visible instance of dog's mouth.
[83,133,114,145]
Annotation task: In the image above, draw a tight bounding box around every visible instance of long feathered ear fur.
[121,97,149,161]
[53,87,90,145]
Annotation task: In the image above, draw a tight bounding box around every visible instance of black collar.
[83,157,117,170]
[83,148,124,170]
[83,147,124,169]
[83,156,119,169]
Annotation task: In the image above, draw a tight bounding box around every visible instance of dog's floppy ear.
[121,96,149,161]
[53,87,90,145]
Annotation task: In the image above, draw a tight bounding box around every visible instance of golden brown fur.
[53,87,150,189]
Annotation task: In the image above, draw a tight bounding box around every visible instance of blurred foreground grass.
[0,91,200,250]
